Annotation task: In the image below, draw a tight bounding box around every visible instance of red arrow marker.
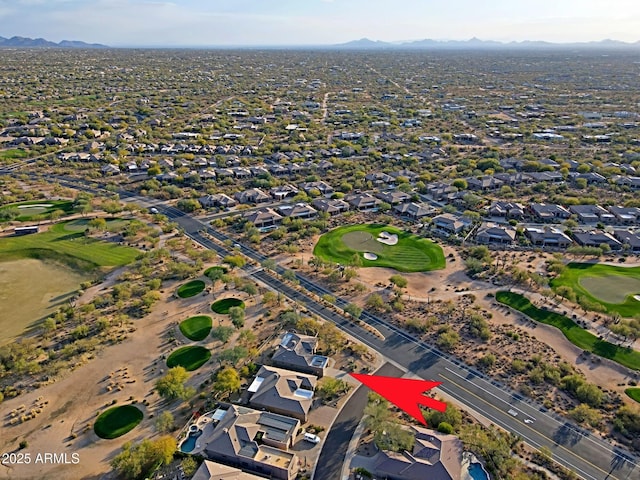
[350,373,447,425]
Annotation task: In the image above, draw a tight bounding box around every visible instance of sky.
[0,0,639,47]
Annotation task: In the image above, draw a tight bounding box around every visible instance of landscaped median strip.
[495,291,640,371]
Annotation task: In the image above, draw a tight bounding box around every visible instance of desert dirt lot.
[0,280,241,480]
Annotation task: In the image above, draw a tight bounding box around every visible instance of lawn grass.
[1,199,76,222]
[166,346,211,371]
[551,263,640,317]
[313,224,445,273]
[625,387,640,404]
[94,405,143,439]
[211,297,245,314]
[0,221,139,271]
[177,280,206,298]
[496,291,640,371]
[179,315,212,341]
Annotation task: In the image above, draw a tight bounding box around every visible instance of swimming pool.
[180,429,202,453]
[468,461,490,480]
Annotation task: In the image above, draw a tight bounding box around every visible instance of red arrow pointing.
[350,373,447,425]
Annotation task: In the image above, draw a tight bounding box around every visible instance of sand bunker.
[634,295,640,302]
[17,204,52,209]
[377,231,398,246]
[363,252,378,260]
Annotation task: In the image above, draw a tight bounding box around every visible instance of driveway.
[313,362,403,480]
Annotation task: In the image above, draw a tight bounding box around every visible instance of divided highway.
[44,177,640,480]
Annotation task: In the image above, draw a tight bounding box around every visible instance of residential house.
[270,185,299,201]
[527,171,564,182]
[568,205,613,224]
[243,208,282,230]
[192,461,266,480]
[426,182,457,201]
[277,203,318,219]
[101,164,120,175]
[524,227,572,248]
[298,181,334,196]
[391,169,419,183]
[372,426,463,480]
[608,206,640,225]
[475,222,517,245]
[272,331,328,378]
[615,176,640,191]
[197,404,300,480]
[573,231,622,250]
[488,201,524,219]
[493,172,530,186]
[613,230,640,252]
[235,189,272,205]
[345,193,382,212]
[466,176,504,192]
[528,203,571,222]
[247,366,316,422]
[312,198,350,216]
[432,214,468,235]
[376,190,411,205]
[394,202,435,220]
[365,172,395,188]
[199,194,237,209]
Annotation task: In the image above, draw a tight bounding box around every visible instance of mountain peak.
[0,35,108,48]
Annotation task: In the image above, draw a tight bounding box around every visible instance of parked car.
[303,433,321,444]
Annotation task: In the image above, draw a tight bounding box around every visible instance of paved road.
[314,363,402,480]
[42,176,640,480]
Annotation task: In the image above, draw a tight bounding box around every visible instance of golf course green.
[551,263,640,317]
[179,315,213,341]
[94,405,143,439]
[166,346,211,371]
[211,297,245,314]
[177,280,206,298]
[314,224,445,273]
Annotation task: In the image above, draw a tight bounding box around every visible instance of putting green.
[551,263,640,317]
[179,315,212,341]
[579,276,640,304]
[177,280,206,298]
[166,346,211,371]
[342,231,384,254]
[211,298,245,314]
[314,224,445,273]
[94,405,143,439]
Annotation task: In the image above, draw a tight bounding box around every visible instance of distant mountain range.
[0,36,108,48]
[333,37,640,50]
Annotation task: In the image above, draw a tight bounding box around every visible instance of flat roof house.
[272,332,328,378]
[248,366,317,422]
[608,206,640,225]
[372,426,463,480]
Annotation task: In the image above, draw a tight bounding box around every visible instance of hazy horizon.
[0,0,638,47]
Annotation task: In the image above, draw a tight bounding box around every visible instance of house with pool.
[179,404,300,480]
